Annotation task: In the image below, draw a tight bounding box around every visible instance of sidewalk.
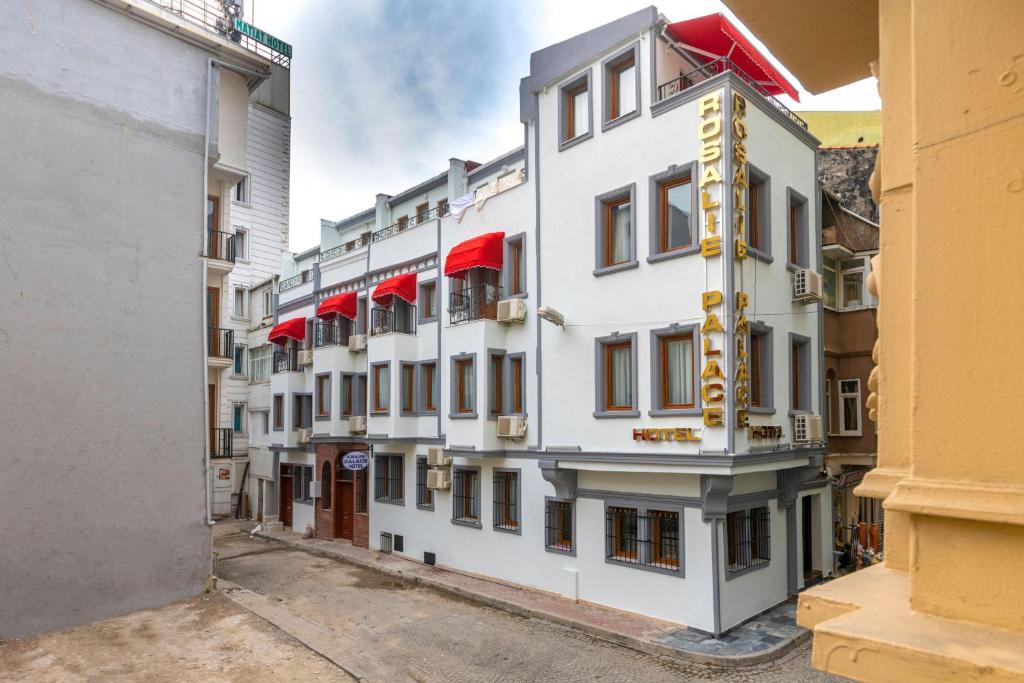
[246,524,808,667]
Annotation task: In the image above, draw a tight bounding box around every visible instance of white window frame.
[232,343,247,377]
[838,378,862,436]
[232,402,247,434]
[249,344,272,383]
[234,227,249,262]
[232,285,249,320]
[232,175,250,205]
[262,288,273,319]
[823,256,838,311]
[839,258,867,311]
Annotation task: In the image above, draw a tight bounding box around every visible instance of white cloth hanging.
[449,192,476,222]
[474,180,499,211]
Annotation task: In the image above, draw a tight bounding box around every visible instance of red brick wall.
[314,445,339,540]
[353,513,369,548]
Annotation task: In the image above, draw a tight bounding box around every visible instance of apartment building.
[267,7,828,635]
[0,0,287,637]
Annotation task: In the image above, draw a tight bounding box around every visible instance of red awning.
[666,14,800,101]
[444,231,506,279]
[371,273,417,308]
[317,292,358,320]
[268,316,306,345]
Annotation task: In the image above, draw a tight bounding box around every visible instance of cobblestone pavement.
[216,529,847,682]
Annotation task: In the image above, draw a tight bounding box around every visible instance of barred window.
[726,506,771,574]
[373,454,403,504]
[452,468,479,524]
[416,457,433,509]
[545,500,574,553]
[493,471,519,531]
[605,507,682,572]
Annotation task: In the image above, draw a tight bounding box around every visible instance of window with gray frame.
[315,373,331,418]
[749,324,774,412]
[373,454,404,504]
[419,361,438,414]
[416,457,433,509]
[339,373,355,417]
[544,499,574,554]
[400,362,417,415]
[559,71,592,150]
[649,164,697,260]
[747,165,771,257]
[650,325,699,415]
[492,469,520,532]
[602,43,640,129]
[594,184,637,275]
[488,350,506,417]
[506,353,526,416]
[790,334,812,412]
[503,234,527,297]
[787,188,809,267]
[452,468,480,526]
[449,354,477,418]
[371,362,390,415]
[272,394,284,431]
[605,504,683,575]
[595,332,639,417]
[726,506,770,575]
[418,279,438,323]
[293,394,312,429]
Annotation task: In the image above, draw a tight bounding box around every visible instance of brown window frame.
[564,82,587,141]
[423,363,436,412]
[415,202,429,222]
[493,471,519,530]
[609,506,638,561]
[509,240,523,295]
[658,174,694,253]
[546,500,574,552]
[509,356,523,414]
[789,202,799,264]
[423,282,436,318]
[437,198,449,216]
[791,341,801,410]
[750,333,762,408]
[604,340,633,411]
[272,394,283,430]
[489,353,504,416]
[320,461,332,511]
[401,364,416,413]
[659,332,695,410]
[749,180,762,251]
[398,215,409,232]
[609,55,635,120]
[316,374,331,417]
[455,358,474,414]
[602,194,632,268]
[651,510,680,569]
[341,374,353,416]
[372,364,389,414]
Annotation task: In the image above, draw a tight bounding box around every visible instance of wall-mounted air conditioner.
[426,446,451,468]
[793,414,823,444]
[297,428,313,445]
[497,415,527,439]
[793,269,824,303]
[297,349,313,367]
[426,468,450,490]
[349,334,367,352]
[496,298,527,324]
[348,415,366,433]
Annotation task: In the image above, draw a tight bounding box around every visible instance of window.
[748,166,770,254]
[596,333,637,416]
[437,198,449,217]
[608,506,638,561]
[508,355,524,415]
[233,286,247,318]
[293,465,313,504]
[787,189,808,267]
[250,345,271,382]
[603,194,632,267]
[272,394,283,430]
[489,352,504,417]
[605,49,637,122]
[419,280,437,321]
[749,324,773,411]
[841,258,866,309]
[562,78,590,142]
[340,374,354,417]
[416,457,433,509]
[293,394,312,429]
[825,373,834,435]
[232,403,246,434]
[373,454,404,504]
[262,289,273,319]
[839,379,862,436]
[545,499,574,553]
[504,234,526,296]
[823,257,838,309]
[452,468,480,525]
[234,229,247,260]
[372,363,390,414]
[207,195,219,231]
[320,461,332,511]
[420,362,437,413]
[400,363,416,415]
[415,202,429,223]
[357,297,368,334]
[604,506,683,573]
[315,373,331,418]
[726,506,771,575]
[659,332,694,409]
[233,344,246,375]
[790,335,811,412]
[493,470,520,532]
[397,215,409,232]
[451,355,475,416]
[647,166,697,259]
[233,176,248,203]
[357,373,368,416]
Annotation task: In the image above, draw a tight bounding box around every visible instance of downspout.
[201,58,215,526]
[532,105,543,452]
[436,215,443,440]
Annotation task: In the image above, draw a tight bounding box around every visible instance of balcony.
[208,326,233,369]
[314,319,351,348]
[656,57,807,130]
[273,347,300,373]
[279,269,313,294]
[204,230,236,273]
[371,305,416,336]
[210,427,233,458]
[449,284,502,325]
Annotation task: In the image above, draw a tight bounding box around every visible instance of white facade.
[271,7,828,635]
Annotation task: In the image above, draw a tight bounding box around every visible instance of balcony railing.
[371,306,416,336]
[279,269,312,293]
[656,57,807,130]
[205,230,236,263]
[210,427,233,458]
[272,347,299,373]
[314,319,351,348]
[449,284,502,325]
[372,205,445,243]
[208,327,234,359]
[319,234,370,263]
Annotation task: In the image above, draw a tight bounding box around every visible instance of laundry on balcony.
[449,192,475,222]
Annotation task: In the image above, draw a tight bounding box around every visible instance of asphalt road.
[215,528,847,683]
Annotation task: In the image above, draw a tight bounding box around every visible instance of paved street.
[216,528,847,682]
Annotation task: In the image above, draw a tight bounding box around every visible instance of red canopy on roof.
[665,13,800,101]
[268,316,306,345]
[444,231,506,279]
[371,273,417,308]
[317,292,358,320]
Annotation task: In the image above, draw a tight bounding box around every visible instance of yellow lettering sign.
[702,291,723,311]
[698,93,722,117]
[700,236,721,257]
[703,407,724,427]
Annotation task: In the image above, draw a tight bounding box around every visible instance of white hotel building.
[266,7,828,635]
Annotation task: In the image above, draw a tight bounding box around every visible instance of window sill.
[605,556,684,578]
[593,261,639,278]
[786,262,810,272]
[493,524,522,535]
[601,109,640,132]
[503,292,528,300]
[370,411,391,417]
[229,373,248,381]
[725,559,771,581]
[558,130,593,153]
[419,316,438,324]
[748,247,773,264]
[449,412,478,420]
[416,504,435,511]
[788,409,812,417]
[748,406,776,415]
[646,246,699,264]
[593,410,640,419]
[374,498,406,507]
[648,408,702,417]
[314,415,331,422]
[451,518,482,529]
[231,200,252,209]
[544,545,576,557]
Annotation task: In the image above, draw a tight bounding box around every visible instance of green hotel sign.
[233,18,292,59]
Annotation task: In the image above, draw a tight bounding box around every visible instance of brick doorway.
[315,444,369,547]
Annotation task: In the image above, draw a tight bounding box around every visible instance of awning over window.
[317,292,358,320]
[268,316,306,345]
[665,13,800,101]
[371,273,417,308]
[444,231,506,279]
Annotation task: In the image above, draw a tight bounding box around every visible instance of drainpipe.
[202,58,215,527]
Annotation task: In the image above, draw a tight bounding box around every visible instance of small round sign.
[342,451,369,471]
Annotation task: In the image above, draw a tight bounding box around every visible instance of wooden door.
[207,196,220,258]
[207,287,221,355]
[802,495,813,575]
[208,383,216,451]
[338,481,354,540]
[280,464,293,528]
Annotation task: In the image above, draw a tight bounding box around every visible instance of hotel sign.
[749,425,783,439]
[632,428,701,442]
[697,91,725,428]
[233,18,292,58]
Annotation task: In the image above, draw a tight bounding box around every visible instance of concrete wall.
[0,0,212,637]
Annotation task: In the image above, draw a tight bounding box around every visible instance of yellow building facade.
[724,1,1024,680]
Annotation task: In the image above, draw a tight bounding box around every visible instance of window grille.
[726,507,771,574]
[373,454,403,503]
[452,469,479,523]
[492,471,519,531]
[605,508,680,571]
[545,500,573,552]
[416,458,433,509]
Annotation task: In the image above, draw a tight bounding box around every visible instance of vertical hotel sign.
[732,92,750,430]
[697,92,725,428]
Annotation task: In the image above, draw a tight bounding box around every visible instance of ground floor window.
[416,457,433,509]
[292,465,313,504]
[545,499,574,553]
[726,506,771,574]
[452,468,480,524]
[492,470,519,531]
[605,507,681,572]
[373,454,403,504]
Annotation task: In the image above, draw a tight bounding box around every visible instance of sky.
[245,0,880,253]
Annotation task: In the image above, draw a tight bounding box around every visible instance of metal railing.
[210,427,233,458]
[449,283,502,325]
[279,269,312,293]
[319,233,371,264]
[656,57,807,130]
[370,305,416,336]
[148,0,291,67]
[314,319,350,348]
[372,205,445,243]
[208,326,234,359]
[726,507,772,574]
[605,508,681,571]
[205,230,236,263]
[272,347,299,373]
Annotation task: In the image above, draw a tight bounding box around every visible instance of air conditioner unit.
[793,269,824,303]
[427,468,450,490]
[793,414,823,444]
[297,349,313,367]
[426,446,451,468]
[496,298,527,324]
[348,415,367,433]
[349,334,367,352]
[297,428,313,445]
[497,415,527,439]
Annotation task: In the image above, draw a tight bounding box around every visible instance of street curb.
[251,530,808,669]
